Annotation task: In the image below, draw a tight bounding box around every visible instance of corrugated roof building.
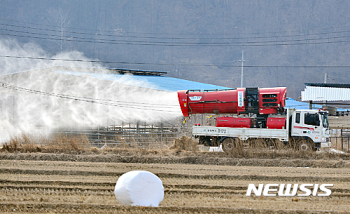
[301,83,350,102]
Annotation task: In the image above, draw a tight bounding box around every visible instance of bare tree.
[46,8,71,53]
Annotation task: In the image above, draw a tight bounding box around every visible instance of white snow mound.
[329,148,345,154]
[114,170,164,207]
[209,144,223,152]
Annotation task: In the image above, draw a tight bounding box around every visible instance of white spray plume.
[0,39,182,142]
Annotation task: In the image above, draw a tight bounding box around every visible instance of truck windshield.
[321,114,329,128]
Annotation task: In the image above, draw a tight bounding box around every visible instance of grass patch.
[0,134,349,161]
[1,134,91,154]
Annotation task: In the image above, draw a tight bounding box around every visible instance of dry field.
[1,136,350,213]
[1,154,350,213]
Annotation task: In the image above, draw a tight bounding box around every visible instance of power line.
[2,17,350,39]
[1,55,350,68]
[2,27,350,47]
[2,21,350,41]
[3,31,350,48]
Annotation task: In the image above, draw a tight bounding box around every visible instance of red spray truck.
[177,87,331,151]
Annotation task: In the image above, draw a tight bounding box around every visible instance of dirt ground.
[0,151,350,213]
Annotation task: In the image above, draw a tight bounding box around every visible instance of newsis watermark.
[246,184,333,197]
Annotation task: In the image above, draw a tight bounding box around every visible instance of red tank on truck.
[177,87,331,151]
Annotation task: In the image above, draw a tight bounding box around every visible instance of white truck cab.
[290,109,330,149]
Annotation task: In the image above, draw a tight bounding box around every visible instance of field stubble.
[0,135,350,213]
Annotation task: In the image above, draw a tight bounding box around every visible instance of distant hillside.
[1,0,350,99]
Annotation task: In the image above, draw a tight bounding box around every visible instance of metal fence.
[54,124,183,149]
[330,137,350,152]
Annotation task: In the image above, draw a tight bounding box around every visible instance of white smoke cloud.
[0,39,182,143]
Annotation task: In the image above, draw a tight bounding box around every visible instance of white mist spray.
[0,39,182,143]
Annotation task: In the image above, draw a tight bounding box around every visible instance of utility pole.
[238,50,245,87]
[324,73,327,106]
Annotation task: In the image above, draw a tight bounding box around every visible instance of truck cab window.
[321,113,329,128]
[295,113,300,123]
[304,113,320,126]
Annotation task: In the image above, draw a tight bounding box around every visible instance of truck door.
[292,111,322,143]
[303,112,322,143]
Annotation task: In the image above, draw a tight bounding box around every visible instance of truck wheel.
[222,138,241,152]
[300,139,315,151]
[300,143,309,151]
[290,138,314,151]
